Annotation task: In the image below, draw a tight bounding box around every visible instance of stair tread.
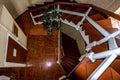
[98,67,120,80]
[96,19,118,33]
[90,13,105,21]
[71,16,82,24]
[110,67,120,80]
[84,13,106,23]
[82,19,117,40]
[61,7,87,21]
[73,58,102,79]
[82,22,104,41]
[73,57,120,80]
[110,59,120,74]
[91,42,108,53]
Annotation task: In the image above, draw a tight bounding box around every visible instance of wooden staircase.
[73,58,120,80]
[27,1,120,80]
[61,33,80,74]
[60,4,120,80]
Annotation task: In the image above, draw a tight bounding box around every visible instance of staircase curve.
[28,1,120,80]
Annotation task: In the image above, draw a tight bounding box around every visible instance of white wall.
[0,26,8,66]
[0,5,27,67]
[29,0,53,5]
[108,0,120,15]
[10,0,29,18]
[0,0,30,18]
[76,0,120,15]
[0,5,27,47]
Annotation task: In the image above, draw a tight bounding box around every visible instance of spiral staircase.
[28,1,120,80]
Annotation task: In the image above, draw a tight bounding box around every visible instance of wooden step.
[110,59,120,74]
[88,9,98,16]
[95,19,119,48]
[99,67,120,80]
[84,13,106,23]
[82,19,119,52]
[83,18,112,34]
[90,13,106,21]
[73,58,102,80]
[60,6,98,25]
[96,19,118,33]
[73,58,120,80]
[82,22,104,42]
[71,16,82,24]
[91,42,108,53]
[109,67,120,80]
[61,7,87,21]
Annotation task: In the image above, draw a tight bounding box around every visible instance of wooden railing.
[30,2,120,20]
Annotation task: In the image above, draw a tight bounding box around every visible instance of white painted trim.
[8,33,27,50]
[60,18,77,28]
[79,28,90,44]
[87,55,117,80]
[86,30,120,51]
[33,14,43,18]
[92,48,120,60]
[80,47,120,62]
[59,9,84,17]
[30,12,37,25]
[57,4,61,64]
[97,30,120,45]
[59,75,67,80]
[35,21,43,24]
[57,30,61,64]
[86,41,97,51]
[0,75,10,79]
[33,10,53,18]
[4,33,9,63]
[108,38,118,49]
[4,62,26,67]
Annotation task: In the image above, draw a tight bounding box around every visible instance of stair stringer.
[61,18,90,45]
[61,22,86,55]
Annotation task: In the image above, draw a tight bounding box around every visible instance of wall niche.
[12,23,18,37]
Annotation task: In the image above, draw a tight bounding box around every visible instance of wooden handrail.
[30,2,120,20]
[91,4,120,20]
[30,2,90,12]
[30,2,59,12]
[59,2,90,8]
